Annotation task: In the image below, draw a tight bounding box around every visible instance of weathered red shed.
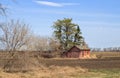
[63,45,90,58]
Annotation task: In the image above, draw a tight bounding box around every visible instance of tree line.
[91,47,120,52]
[0,19,84,52]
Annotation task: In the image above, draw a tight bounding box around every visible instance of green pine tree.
[74,26,83,45]
[52,18,83,51]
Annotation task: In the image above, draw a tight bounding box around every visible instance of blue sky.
[1,0,120,48]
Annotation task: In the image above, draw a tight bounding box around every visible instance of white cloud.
[34,0,79,7]
[35,1,62,7]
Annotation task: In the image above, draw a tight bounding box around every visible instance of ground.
[0,52,120,78]
[0,66,120,78]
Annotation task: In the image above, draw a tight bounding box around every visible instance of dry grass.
[0,66,88,78]
[91,52,120,59]
[0,66,120,78]
[0,52,120,78]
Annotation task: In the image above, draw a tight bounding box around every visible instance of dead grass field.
[0,66,87,78]
[0,66,120,78]
[91,52,120,59]
[0,52,120,78]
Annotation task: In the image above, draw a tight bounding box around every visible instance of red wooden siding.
[63,46,90,58]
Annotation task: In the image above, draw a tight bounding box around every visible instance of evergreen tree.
[53,18,83,51]
[74,26,83,45]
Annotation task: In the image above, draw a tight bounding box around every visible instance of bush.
[2,52,34,72]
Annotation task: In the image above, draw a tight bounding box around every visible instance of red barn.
[63,45,90,58]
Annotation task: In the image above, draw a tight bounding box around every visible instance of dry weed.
[0,66,87,78]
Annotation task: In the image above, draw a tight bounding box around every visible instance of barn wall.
[68,47,80,52]
[66,52,80,58]
[64,50,90,58]
[63,46,90,58]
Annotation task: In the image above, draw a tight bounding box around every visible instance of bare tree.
[49,38,60,52]
[0,0,15,16]
[0,20,31,51]
[0,3,6,16]
[36,36,49,51]
[27,35,50,51]
[28,36,61,52]
[0,20,33,72]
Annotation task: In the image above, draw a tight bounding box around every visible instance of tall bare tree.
[0,20,31,51]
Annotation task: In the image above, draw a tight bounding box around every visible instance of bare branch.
[0,20,31,51]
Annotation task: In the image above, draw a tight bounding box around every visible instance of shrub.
[2,52,34,72]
